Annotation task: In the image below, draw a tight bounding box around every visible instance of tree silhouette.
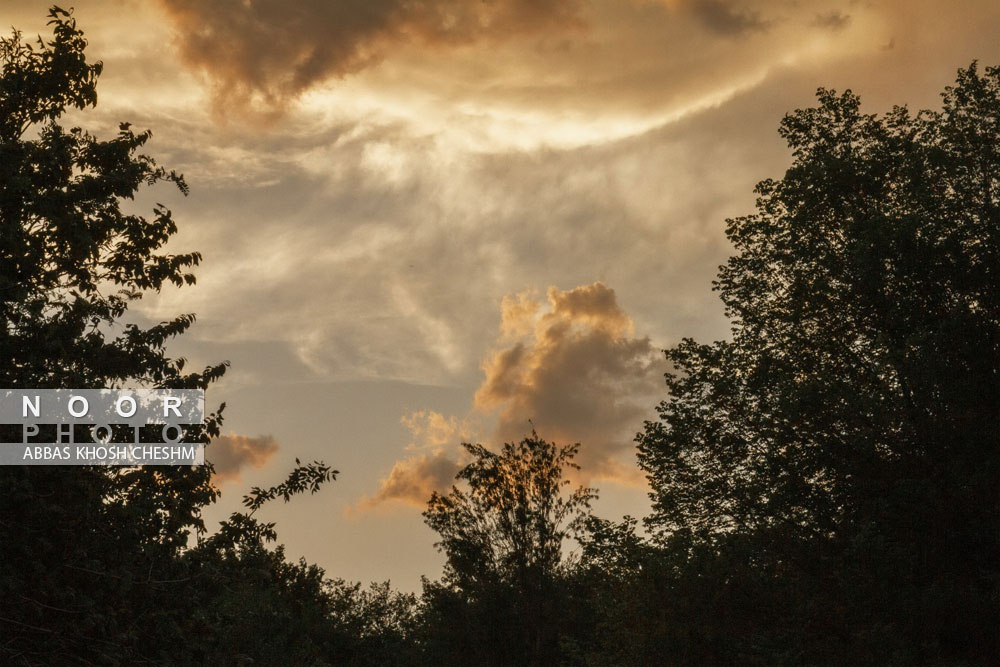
[0,9,228,662]
[421,433,594,666]
[0,10,343,665]
[637,64,1000,663]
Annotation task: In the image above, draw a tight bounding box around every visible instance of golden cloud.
[359,282,663,511]
[209,433,281,485]
[356,448,464,511]
[157,0,583,113]
[476,282,661,484]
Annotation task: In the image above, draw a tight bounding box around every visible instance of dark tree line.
[1,8,997,666]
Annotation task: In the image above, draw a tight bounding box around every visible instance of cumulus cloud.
[156,0,583,112]
[359,282,664,512]
[475,283,662,484]
[209,433,281,484]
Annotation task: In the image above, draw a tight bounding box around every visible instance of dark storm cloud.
[157,0,583,111]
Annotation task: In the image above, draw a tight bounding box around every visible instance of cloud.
[400,410,477,452]
[812,10,851,31]
[685,0,770,36]
[209,433,281,485]
[475,283,662,484]
[146,0,890,138]
[134,0,1000,408]
[358,282,664,512]
[137,62,793,387]
[352,409,476,511]
[156,0,583,113]
[357,448,464,510]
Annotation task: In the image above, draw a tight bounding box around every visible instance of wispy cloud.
[812,10,851,32]
[685,0,771,36]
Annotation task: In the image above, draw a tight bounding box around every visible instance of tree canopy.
[420,435,594,665]
[637,64,1000,664]
[0,10,342,665]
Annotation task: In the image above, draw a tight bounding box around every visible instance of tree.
[638,64,1000,663]
[0,10,346,665]
[0,8,229,663]
[420,433,595,666]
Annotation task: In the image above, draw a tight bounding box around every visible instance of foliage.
[424,434,594,588]
[420,434,594,665]
[0,10,344,665]
[637,64,1000,664]
[208,458,339,549]
[0,8,225,663]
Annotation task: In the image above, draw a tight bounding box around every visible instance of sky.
[4,0,999,591]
